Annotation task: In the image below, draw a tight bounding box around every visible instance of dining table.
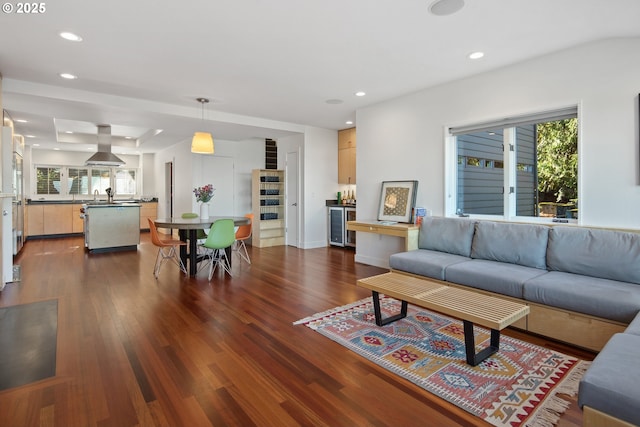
[154,216,250,277]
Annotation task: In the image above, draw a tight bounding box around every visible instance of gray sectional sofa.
[388,217,640,427]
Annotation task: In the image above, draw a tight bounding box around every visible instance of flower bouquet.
[193,184,215,203]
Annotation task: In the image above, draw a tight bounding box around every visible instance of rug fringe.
[525,395,570,427]
[556,360,591,397]
[524,360,592,427]
[293,297,371,325]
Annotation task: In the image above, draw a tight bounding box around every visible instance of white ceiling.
[2,0,640,154]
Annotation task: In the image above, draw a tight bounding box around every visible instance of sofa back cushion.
[418,217,476,257]
[547,226,640,284]
[471,221,549,269]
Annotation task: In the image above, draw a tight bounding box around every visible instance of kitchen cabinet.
[338,128,356,184]
[27,204,73,236]
[26,205,44,236]
[72,204,84,233]
[252,169,285,247]
[140,202,157,230]
[44,205,73,235]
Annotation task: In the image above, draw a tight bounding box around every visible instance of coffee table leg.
[463,320,501,366]
[371,291,408,326]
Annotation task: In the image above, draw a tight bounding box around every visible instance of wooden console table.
[346,220,419,251]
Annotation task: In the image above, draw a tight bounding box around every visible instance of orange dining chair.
[148,218,188,278]
[234,213,253,264]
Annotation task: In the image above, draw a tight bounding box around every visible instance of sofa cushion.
[547,226,640,284]
[523,271,640,323]
[445,259,547,298]
[390,249,471,281]
[470,221,549,269]
[418,217,476,257]
[578,333,640,426]
[624,312,640,336]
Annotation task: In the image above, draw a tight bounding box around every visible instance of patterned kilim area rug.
[295,296,590,427]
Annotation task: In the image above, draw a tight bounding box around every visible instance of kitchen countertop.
[27,199,157,205]
[83,202,141,208]
[325,199,356,208]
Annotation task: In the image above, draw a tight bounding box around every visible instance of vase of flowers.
[193,184,215,219]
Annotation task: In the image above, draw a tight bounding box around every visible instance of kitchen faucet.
[93,189,99,201]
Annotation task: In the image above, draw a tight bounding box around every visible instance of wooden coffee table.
[357,272,530,366]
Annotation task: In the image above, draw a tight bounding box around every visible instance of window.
[449,107,578,220]
[68,168,89,195]
[114,169,137,196]
[36,167,62,195]
[91,168,112,194]
[34,165,138,197]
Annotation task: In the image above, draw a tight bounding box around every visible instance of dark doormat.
[0,299,58,390]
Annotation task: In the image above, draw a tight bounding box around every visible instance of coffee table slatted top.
[358,272,529,330]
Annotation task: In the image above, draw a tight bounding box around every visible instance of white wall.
[355,37,640,267]
[300,126,338,248]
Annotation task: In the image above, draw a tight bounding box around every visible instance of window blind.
[449,106,577,136]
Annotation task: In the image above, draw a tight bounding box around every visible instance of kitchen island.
[82,203,140,252]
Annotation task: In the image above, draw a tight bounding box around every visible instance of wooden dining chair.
[201,219,236,280]
[234,213,253,264]
[148,218,188,278]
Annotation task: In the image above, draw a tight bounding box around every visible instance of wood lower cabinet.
[72,204,84,233]
[27,204,74,236]
[44,205,73,235]
[27,202,157,237]
[26,205,44,236]
[140,202,157,230]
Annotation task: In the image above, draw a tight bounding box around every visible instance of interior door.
[286,150,299,247]
[164,161,173,218]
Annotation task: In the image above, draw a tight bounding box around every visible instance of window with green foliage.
[34,165,138,197]
[36,167,62,195]
[450,107,578,219]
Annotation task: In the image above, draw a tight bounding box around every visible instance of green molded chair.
[182,212,209,249]
[201,219,236,280]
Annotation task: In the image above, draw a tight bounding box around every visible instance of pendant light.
[191,98,214,154]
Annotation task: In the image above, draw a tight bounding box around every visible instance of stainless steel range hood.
[85,125,125,166]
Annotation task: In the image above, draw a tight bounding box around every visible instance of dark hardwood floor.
[0,234,596,427]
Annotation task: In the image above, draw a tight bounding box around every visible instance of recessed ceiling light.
[59,32,83,42]
[15,119,27,123]
[53,148,60,151]
[346,121,354,125]
[469,51,485,60]
[59,73,78,80]
[429,0,465,16]
[33,143,40,147]
[355,91,366,97]
[65,131,74,134]
[125,136,133,139]
[25,135,35,138]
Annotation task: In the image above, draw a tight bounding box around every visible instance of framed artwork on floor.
[377,180,418,223]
